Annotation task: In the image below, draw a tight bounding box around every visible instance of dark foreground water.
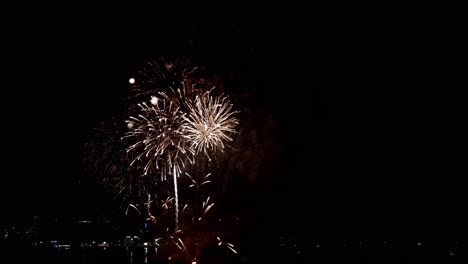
[1,246,176,263]
[1,240,468,263]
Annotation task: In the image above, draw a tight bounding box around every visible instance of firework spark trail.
[202,196,215,216]
[185,172,211,189]
[145,194,157,224]
[217,236,237,254]
[183,89,239,158]
[173,165,179,230]
[126,204,142,216]
[161,196,174,211]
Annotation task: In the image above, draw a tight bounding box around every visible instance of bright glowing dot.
[127,122,134,129]
[129,78,135,84]
[151,96,158,106]
[417,242,422,246]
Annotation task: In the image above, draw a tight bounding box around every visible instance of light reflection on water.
[122,246,158,263]
[124,246,168,263]
[32,246,164,263]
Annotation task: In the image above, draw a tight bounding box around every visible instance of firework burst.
[126,58,206,115]
[85,58,242,253]
[124,94,195,230]
[183,89,239,158]
[124,96,194,179]
[83,119,155,205]
[129,58,192,94]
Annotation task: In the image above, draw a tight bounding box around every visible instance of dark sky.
[2,12,465,241]
[3,18,303,220]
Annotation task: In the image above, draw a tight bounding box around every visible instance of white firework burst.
[182,89,239,158]
[124,94,194,179]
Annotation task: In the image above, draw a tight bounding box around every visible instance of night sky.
[2,12,465,245]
